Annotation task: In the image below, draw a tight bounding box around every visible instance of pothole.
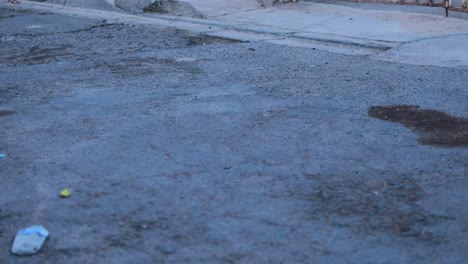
[369,105,468,147]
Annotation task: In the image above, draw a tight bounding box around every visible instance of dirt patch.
[4,45,73,66]
[368,105,468,147]
[185,34,240,46]
[97,57,203,78]
[0,110,16,117]
[296,174,450,241]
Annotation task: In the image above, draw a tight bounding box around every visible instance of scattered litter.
[0,154,6,158]
[11,226,49,255]
[59,188,72,198]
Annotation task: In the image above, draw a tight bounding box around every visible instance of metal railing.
[447,0,468,12]
[352,0,468,13]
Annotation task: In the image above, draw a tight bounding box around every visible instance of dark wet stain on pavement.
[0,110,16,117]
[368,105,468,147]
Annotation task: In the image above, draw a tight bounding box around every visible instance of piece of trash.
[59,188,72,198]
[11,226,49,255]
[0,154,6,158]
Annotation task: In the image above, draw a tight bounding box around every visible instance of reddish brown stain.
[368,105,468,147]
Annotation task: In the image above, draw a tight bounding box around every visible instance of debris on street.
[59,188,72,198]
[11,226,49,255]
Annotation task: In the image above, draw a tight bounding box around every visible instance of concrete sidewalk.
[195,1,466,42]
[11,0,468,68]
[184,0,468,68]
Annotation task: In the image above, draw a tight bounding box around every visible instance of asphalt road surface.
[0,6,467,263]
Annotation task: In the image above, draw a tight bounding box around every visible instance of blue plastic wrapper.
[18,226,49,237]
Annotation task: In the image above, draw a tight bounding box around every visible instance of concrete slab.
[375,34,468,68]
[213,2,468,42]
[183,0,261,16]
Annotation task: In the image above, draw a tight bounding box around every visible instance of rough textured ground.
[0,7,467,263]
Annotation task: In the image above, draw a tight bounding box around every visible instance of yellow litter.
[59,188,72,198]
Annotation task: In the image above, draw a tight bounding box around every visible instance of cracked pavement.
[0,6,467,263]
